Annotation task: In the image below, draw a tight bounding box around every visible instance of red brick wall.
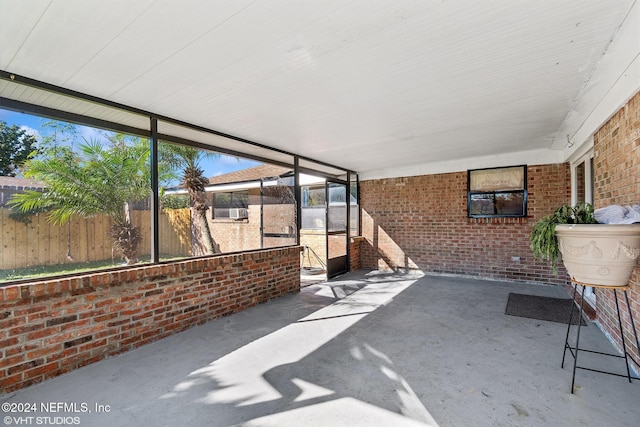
[350,237,364,271]
[0,247,301,394]
[593,90,640,364]
[208,190,262,253]
[300,230,326,269]
[360,163,570,284]
[209,189,296,253]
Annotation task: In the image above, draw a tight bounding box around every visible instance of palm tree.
[10,135,151,264]
[160,143,220,255]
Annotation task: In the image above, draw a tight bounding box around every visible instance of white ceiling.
[1,0,638,179]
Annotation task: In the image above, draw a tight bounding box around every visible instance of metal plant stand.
[562,279,640,393]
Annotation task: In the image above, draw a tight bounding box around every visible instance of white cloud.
[77,125,107,143]
[218,154,242,165]
[20,125,40,139]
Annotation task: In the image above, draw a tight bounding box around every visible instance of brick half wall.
[0,246,301,394]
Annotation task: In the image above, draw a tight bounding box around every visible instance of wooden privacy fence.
[0,208,192,270]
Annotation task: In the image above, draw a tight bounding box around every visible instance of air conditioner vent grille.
[229,208,248,219]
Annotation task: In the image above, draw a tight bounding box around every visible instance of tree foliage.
[160,143,220,254]
[160,194,189,210]
[0,121,38,176]
[10,132,151,264]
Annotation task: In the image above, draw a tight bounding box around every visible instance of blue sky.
[0,108,260,180]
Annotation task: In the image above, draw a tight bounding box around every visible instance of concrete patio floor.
[2,270,639,426]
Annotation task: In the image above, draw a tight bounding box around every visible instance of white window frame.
[570,150,594,207]
[570,142,596,306]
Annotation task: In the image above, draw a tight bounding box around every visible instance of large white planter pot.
[555,224,640,287]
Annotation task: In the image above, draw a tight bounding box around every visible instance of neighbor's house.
[170,163,357,270]
[0,176,42,206]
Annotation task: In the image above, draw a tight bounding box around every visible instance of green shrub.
[530,203,598,273]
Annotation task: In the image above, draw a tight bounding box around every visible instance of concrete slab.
[2,271,639,426]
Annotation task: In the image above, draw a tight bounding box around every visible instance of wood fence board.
[14,217,27,269]
[87,216,95,260]
[97,214,110,260]
[0,208,192,271]
[28,219,38,266]
[136,210,150,258]
[1,209,14,269]
[158,212,168,255]
[82,218,90,262]
[47,214,61,265]
[69,216,82,263]
[36,214,48,266]
[162,208,191,257]
[58,223,70,265]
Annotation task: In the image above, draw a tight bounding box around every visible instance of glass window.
[468,165,527,218]
[571,150,594,206]
[304,185,326,207]
[213,191,249,219]
[262,175,297,247]
[1,111,151,283]
[301,184,325,230]
[575,162,586,204]
[350,174,359,236]
[158,140,295,258]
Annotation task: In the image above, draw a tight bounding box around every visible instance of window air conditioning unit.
[229,208,248,219]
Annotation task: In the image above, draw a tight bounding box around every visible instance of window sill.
[467,217,529,224]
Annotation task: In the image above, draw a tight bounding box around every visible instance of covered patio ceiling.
[1,0,638,178]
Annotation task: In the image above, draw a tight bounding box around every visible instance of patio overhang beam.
[0,97,150,139]
[156,132,294,170]
[0,70,357,177]
[0,70,152,118]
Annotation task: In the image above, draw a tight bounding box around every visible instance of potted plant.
[531,203,640,286]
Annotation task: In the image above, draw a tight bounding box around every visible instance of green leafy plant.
[159,143,221,254]
[530,203,599,273]
[160,194,190,210]
[10,135,151,264]
[0,120,38,176]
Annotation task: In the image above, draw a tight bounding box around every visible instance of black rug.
[505,293,586,325]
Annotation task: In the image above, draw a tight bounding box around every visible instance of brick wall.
[360,163,570,285]
[209,204,261,253]
[593,90,640,364]
[0,246,301,395]
[300,230,326,269]
[208,189,296,254]
[350,237,364,271]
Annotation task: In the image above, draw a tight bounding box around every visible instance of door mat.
[505,293,586,325]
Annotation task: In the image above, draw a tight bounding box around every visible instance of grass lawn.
[0,258,150,283]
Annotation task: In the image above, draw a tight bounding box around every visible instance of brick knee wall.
[350,237,364,271]
[0,246,301,395]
